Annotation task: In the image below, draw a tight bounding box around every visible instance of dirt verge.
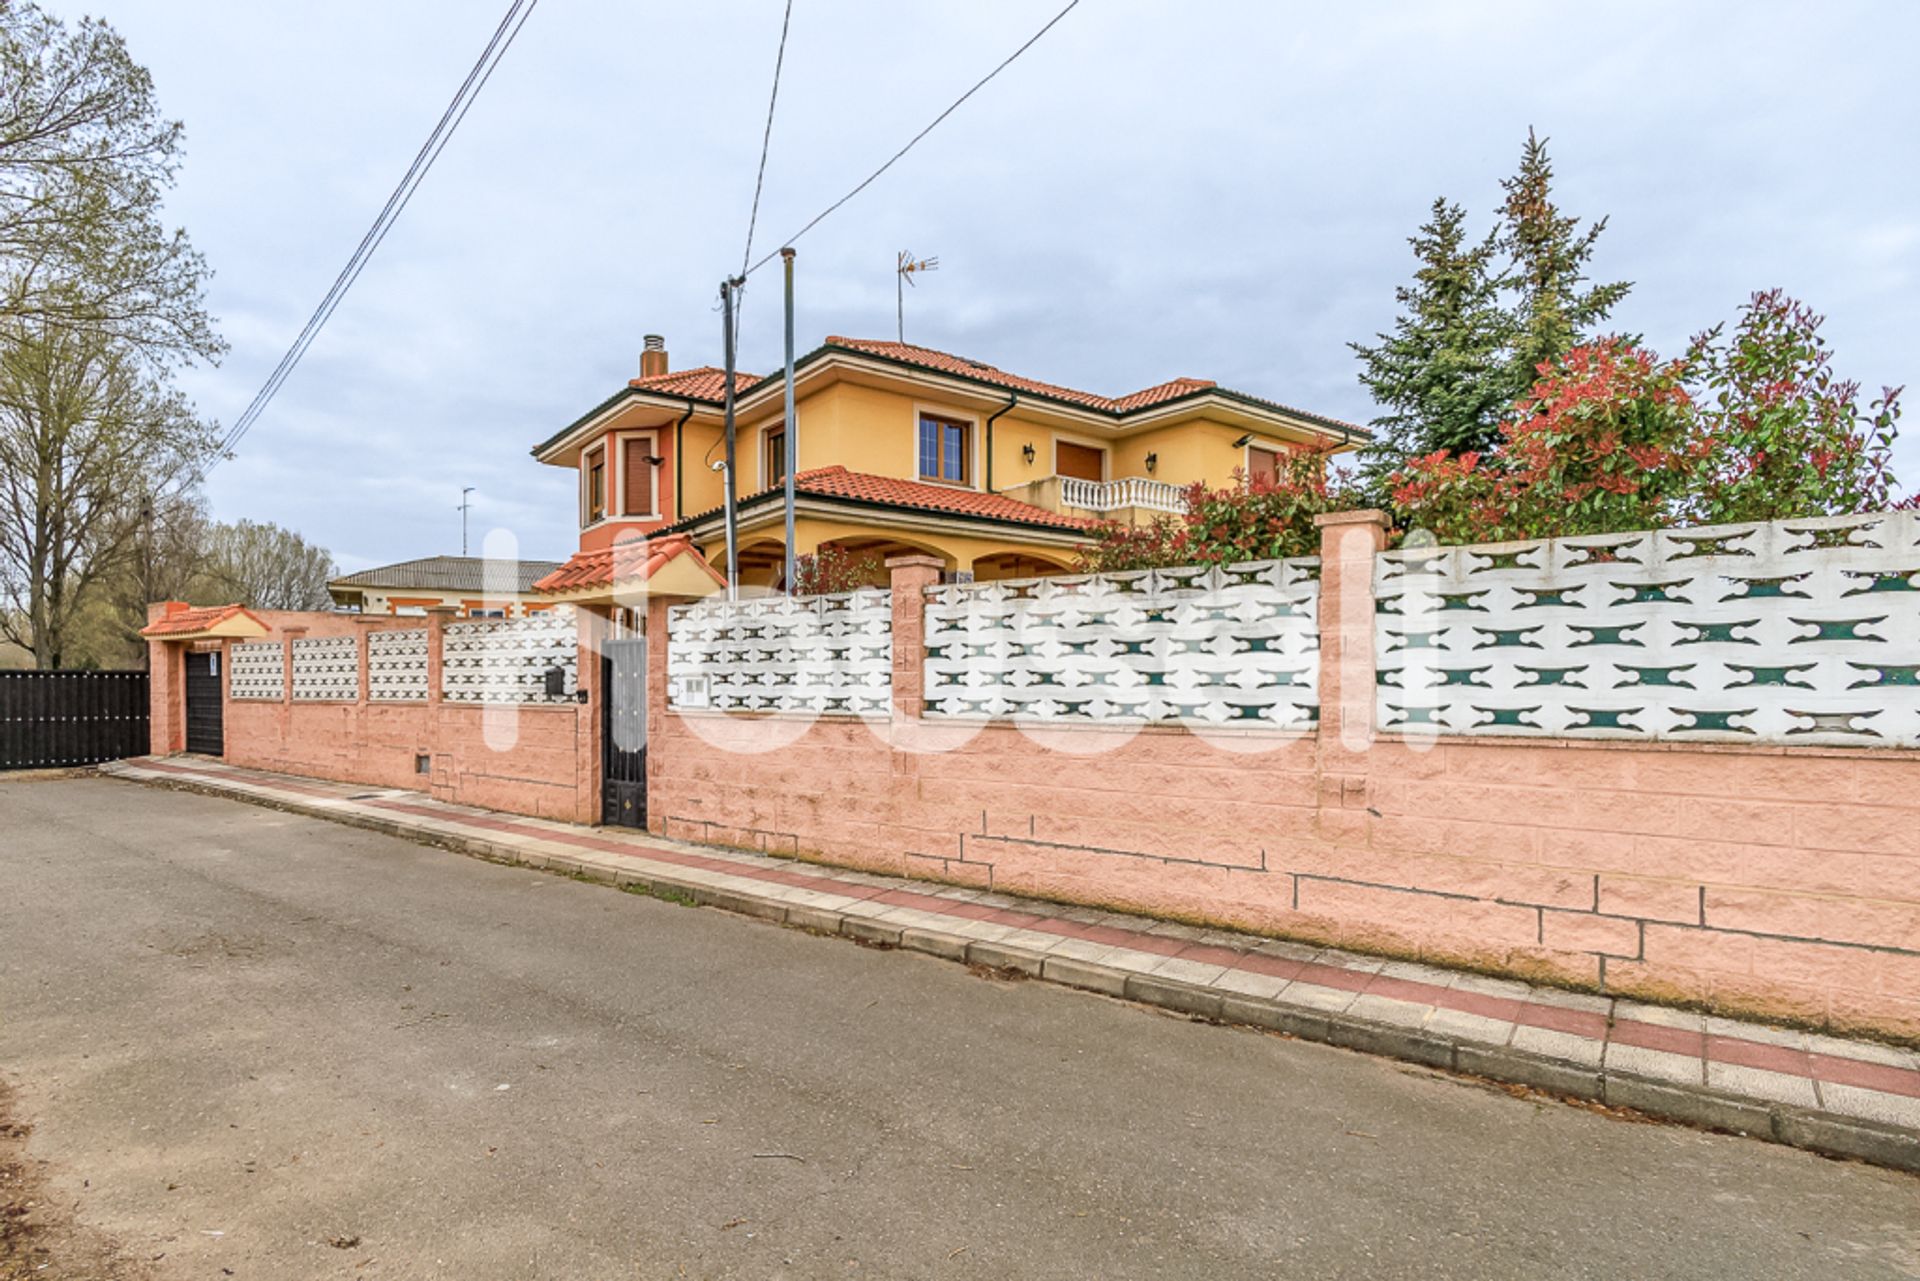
[0,1082,153,1281]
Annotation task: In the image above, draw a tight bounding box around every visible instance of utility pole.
[896,250,938,343]
[458,487,476,556]
[720,277,743,601]
[781,247,798,595]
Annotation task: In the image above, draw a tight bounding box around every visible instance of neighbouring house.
[328,555,566,618]
[527,333,1367,595]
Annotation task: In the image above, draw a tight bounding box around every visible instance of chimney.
[640,334,668,380]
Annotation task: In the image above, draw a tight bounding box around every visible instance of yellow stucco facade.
[532,335,1363,588]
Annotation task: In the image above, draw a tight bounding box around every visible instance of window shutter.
[624,442,655,516]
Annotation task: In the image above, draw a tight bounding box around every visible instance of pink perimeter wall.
[644,529,1920,1044]
[147,608,596,824]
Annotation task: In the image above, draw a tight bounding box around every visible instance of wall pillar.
[885,554,943,722]
[575,604,607,826]
[644,595,673,835]
[144,602,186,755]
[423,605,457,798]
[1313,510,1389,757]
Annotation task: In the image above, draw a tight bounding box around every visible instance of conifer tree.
[1350,198,1513,486]
[1496,128,1632,398]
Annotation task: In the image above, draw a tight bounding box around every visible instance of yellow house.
[530,333,1364,597]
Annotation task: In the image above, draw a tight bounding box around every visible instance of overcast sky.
[102,0,1920,572]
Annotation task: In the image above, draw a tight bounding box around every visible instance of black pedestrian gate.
[0,669,149,770]
[184,651,223,756]
[602,637,646,828]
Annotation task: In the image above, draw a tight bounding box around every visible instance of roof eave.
[664,488,1091,542]
[532,386,721,463]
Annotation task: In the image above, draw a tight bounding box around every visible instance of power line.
[743,0,1079,280]
[739,0,793,281]
[193,0,540,484]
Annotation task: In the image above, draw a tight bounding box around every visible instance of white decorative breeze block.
[367,629,429,702]
[228,641,285,701]
[922,558,1320,727]
[1375,509,1920,746]
[667,589,893,716]
[291,635,359,701]
[441,607,578,704]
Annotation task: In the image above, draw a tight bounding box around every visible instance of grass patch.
[622,881,697,908]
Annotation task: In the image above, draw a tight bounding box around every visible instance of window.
[918,413,971,484]
[622,437,656,516]
[585,447,606,524]
[764,424,786,488]
[466,607,506,619]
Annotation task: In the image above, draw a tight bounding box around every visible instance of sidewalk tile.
[1511,1025,1603,1069]
[1347,993,1432,1028]
[1707,1062,1818,1109]
[1209,967,1292,1001]
[1614,1000,1706,1032]
[1521,986,1613,1015]
[1274,981,1359,1014]
[1449,973,1534,1001]
[1147,956,1232,987]
[1802,1032,1918,1070]
[1425,1007,1516,1047]
[1380,959,1466,988]
[1604,1041,1703,1086]
[1819,1083,1920,1129]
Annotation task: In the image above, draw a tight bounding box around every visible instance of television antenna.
[458,486,476,556]
[896,250,938,343]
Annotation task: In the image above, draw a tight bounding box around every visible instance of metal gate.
[184,650,224,756]
[0,670,149,770]
[602,636,646,828]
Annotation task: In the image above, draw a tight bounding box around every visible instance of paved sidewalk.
[104,755,1920,1172]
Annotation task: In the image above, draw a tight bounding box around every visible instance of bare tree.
[0,321,215,666]
[202,519,336,611]
[0,4,222,365]
[0,6,223,668]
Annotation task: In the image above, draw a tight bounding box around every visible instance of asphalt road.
[2,775,1917,1280]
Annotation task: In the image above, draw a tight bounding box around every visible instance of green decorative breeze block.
[1847,663,1920,688]
[1726,663,1816,689]
[1617,664,1696,688]
[1789,616,1885,643]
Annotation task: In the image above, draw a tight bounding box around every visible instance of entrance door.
[602,637,647,828]
[184,650,224,756]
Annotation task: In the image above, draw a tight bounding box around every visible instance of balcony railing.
[1059,475,1185,514]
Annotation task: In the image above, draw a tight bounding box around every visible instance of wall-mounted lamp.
[1021,443,1036,464]
[1144,452,1158,473]
[1231,433,1253,449]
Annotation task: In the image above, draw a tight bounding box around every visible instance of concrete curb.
[112,767,1920,1175]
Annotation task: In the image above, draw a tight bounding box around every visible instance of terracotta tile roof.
[628,366,759,404]
[532,534,727,594]
[329,555,564,595]
[539,334,1364,460]
[824,337,1115,409]
[1112,376,1217,411]
[139,603,266,638]
[820,338,1367,434]
[704,465,1093,532]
